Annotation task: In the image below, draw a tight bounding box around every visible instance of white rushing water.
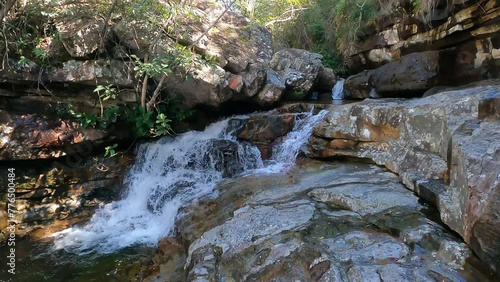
[332,78,345,100]
[52,110,327,253]
[257,109,329,173]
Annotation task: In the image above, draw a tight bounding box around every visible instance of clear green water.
[0,238,157,282]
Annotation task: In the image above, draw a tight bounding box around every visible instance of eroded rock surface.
[270,48,335,100]
[0,154,133,242]
[344,0,500,98]
[0,110,133,160]
[308,81,500,275]
[147,160,496,281]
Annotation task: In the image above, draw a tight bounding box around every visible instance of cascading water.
[332,78,345,100]
[52,110,327,254]
[258,109,329,173]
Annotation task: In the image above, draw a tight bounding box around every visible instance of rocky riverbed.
[147,159,496,282]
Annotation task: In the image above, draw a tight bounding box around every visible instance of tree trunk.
[0,0,17,23]
[140,54,149,109]
[146,74,167,112]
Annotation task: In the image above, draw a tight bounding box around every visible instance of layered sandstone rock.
[344,0,500,98]
[0,154,133,241]
[347,0,500,72]
[0,110,133,160]
[308,81,500,275]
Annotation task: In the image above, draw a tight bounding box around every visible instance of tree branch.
[140,54,149,109]
[146,74,167,112]
[99,0,118,52]
[189,0,236,48]
[265,6,308,27]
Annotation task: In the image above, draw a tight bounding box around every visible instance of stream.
[0,108,497,281]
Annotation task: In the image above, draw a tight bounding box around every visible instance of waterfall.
[332,79,345,100]
[257,109,329,173]
[52,110,327,254]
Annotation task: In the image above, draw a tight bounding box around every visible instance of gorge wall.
[343,0,500,98]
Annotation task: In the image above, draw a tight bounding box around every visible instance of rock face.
[343,0,500,98]
[270,48,335,99]
[308,81,500,275]
[147,160,495,281]
[0,154,133,241]
[0,110,134,160]
[1,0,336,120]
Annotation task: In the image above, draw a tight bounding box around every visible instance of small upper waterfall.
[332,79,345,100]
[259,109,328,173]
[52,110,328,254]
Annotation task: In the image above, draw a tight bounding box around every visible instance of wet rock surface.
[0,154,133,242]
[228,113,296,159]
[309,81,500,276]
[147,160,496,281]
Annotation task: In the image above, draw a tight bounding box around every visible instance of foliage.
[2,0,205,139]
[104,143,118,157]
[56,100,179,137]
[239,0,444,73]
[127,106,175,137]
[94,84,118,101]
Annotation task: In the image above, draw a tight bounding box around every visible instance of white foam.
[332,79,345,100]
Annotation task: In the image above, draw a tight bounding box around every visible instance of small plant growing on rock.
[94,84,118,101]
[104,143,118,158]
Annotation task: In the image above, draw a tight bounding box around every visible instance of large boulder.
[345,41,500,99]
[229,113,295,159]
[172,0,273,73]
[344,51,440,98]
[231,113,295,142]
[308,81,500,275]
[254,69,286,106]
[269,48,326,99]
[164,63,233,108]
[56,17,106,58]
